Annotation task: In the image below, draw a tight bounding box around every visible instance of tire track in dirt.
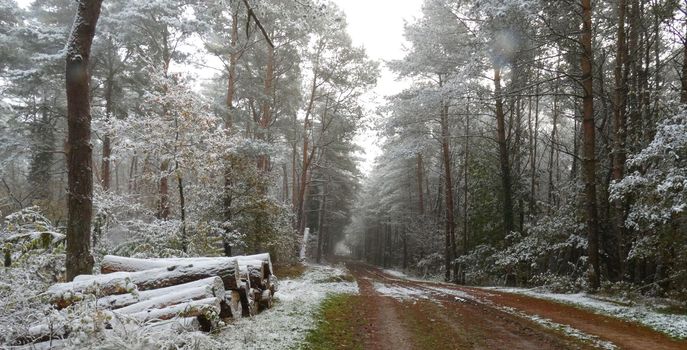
[455,286,687,350]
[353,263,687,350]
[348,262,596,350]
[354,266,415,350]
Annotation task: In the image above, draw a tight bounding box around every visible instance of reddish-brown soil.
[346,262,687,350]
[355,267,415,349]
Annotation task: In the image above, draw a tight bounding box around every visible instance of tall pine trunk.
[463,98,470,256]
[581,0,601,290]
[65,0,103,281]
[316,181,327,263]
[158,160,170,219]
[416,153,425,215]
[439,75,456,282]
[494,65,514,236]
[612,0,628,280]
[101,75,113,191]
[296,71,319,235]
[258,45,275,172]
[548,92,559,208]
[682,23,687,103]
[222,10,239,257]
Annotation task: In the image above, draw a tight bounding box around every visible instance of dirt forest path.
[346,262,687,350]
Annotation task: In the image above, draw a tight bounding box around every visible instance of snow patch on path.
[373,282,431,301]
[424,286,474,303]
[382,269,408,279]
[488,287,687,340]
[217,263,357,349]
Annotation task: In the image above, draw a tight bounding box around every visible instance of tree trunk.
[128,152,137,193]
[297,137,310,235]
[548,92,559,208]
[296,71,319,234]
[402,232,408,270]
[158,160,170,219]
[514,98,524,232]
[258,45,275,172]
[494,65,514,236]
[571,114,580,180]
[316,181,327,263]
[222,11,239,256]
[223,165,233,257]
[417,153,425,215]
[177,164,187,253]
[65,0,103,281]
[282,163,289,202]
[626,0,641,151]
[463,98,470,256]
[682,22,687,103]
[612,0,628,280]
[226,10,238,128]
[101,75,114,191]
[529,84,540,217]
[581,0,601,290]
[439,75,456,282]
[291,140,298,211]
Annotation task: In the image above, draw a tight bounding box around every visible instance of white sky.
[330,0,423,175]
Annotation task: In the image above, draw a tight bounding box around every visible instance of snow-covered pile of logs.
[14,254,276,347]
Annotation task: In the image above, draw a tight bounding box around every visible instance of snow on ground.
[373,282,617,348]
[372,282,431,301]
[382,268,445,283]
[381,269,687,340]
[1,263,356,349]
[371,273,621,348]
[489,287,687,340]
[216,263,358,349]
[382,269,408,279]
[495,305,618,350]
[424,286,473,303]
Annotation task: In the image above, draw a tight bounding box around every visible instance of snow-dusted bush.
[0,206,66,345]
[455,194,588,290]
[611,109,687,231]
[530,272,587,293]
[494,201,587,284]
[417,252,446,278]
[455,245,498,285]
[611,109,687,295]
[2,206,65,267]
[92,189,246,261]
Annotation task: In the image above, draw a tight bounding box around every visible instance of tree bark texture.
[65,0,103,281]
[439,75,456,282]
[101,76,113,191]
[416,153,425,215]
[494,65,514,236]
[612,0,628,280]
[581,0,601,290]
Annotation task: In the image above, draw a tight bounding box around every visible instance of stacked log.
[100,254,277,314]
[46,261,240,309]
[16,254,277,348]
[95,276,224,310]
